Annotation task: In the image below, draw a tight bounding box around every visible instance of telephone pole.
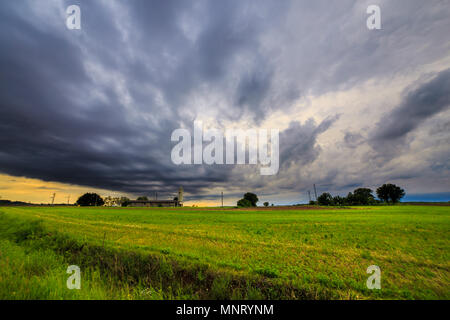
[221,191,224,207]
[67,195,70,205]
[50,193,56,205]
[313,184,318,201]
[308,190,311,202]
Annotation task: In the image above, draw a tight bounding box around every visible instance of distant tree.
[120,197,130,207]
[376,185,390,203]
[237,198,252,207]
[137,196,148,201]
[376,184,405,204]
[333,196,346,206]
[345,192,355,205]
[317,193,334,206]
[243,193,258,206]
[263,202,269,207]
[173,196,178,201]
[271,204,274,206]
[353,188,375,205]
[390,185,406,203]
[103,196,112,206]
[243,193,259,207]
[76,193,104,207]
[104,196,117,207]
[309,200,317,205]
[104,196,128,207]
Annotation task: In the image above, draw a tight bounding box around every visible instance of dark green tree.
[120,197,130,207]
[333,195,346,206]
[376,185,390,203]
[76,193,104,207]
[237,198,252,207]
[345,192,355,205]
[353,188,375,205]
[263,202,269,207]
[137,196,148,201]
[317,193,334,206]
[243,192,259,207]
[376,184,405,203]
[390,185,405,203]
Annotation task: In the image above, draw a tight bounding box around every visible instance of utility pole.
[313,184,318,201]
[67,195,70,205]
[221,191,224,208]
[51,193,56,205]
[308,190,311,202]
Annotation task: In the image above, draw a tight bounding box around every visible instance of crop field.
[0,205,448,300]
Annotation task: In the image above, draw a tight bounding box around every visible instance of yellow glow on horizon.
[183,200,221,207]
[0,173,128,204]
[0,173,223,206]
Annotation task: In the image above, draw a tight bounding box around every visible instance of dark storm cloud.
[0,0,234,195]
[0,0,449,199]
[371,69,450,148]
[0,0,307,196]
[279,116,340,169]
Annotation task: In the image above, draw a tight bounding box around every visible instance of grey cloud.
[280,115,340,169]
[371,69,450,148]
[344,132,365,149]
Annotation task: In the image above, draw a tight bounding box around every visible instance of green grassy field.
[0,205,448,300]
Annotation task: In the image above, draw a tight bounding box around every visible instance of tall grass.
[0,214,165,300]
[0,213,322,299]
[0,205,448,300]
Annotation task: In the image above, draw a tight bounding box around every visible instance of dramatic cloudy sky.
[0,0,449,205]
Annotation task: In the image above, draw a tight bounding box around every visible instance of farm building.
[128,187,184,207]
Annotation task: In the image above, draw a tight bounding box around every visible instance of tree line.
[75,194,176,207]
[314,183,405,206]
[75,183,405,207]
